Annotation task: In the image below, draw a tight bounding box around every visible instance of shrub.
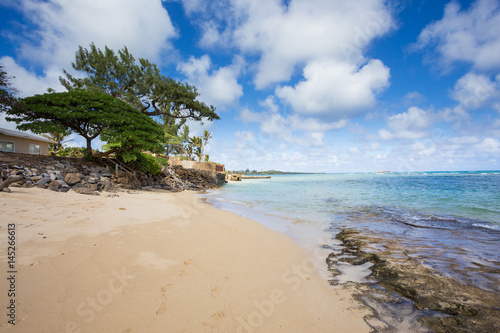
[56,147,88,157]
[156,156,169,166]
[129,152,162,175]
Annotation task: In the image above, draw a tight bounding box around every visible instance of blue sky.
[1,0,499,172]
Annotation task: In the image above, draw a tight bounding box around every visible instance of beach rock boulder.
[117,177,129,185]
[35,176,51,187]
[72,186,99,196]
[48,180,61,191]
[64,173,82,185]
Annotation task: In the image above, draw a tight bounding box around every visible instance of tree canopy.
[163,115,190,156]
[7,89,165,159]
[0,66,18,112]
[59,43,220,122]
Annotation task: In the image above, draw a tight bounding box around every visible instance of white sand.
[0,188,369,332]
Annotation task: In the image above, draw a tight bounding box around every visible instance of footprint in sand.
[161,284,173,292]
[179,259,193,276]
[156,284,173,315]
[210,286,220,296]
[156,302,167,315]
[203,312,225,329]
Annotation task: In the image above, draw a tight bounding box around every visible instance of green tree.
[41,131,73,155]
[195,145,203,162]
[7,90,165,158]
[202,130,212,147]
[188,136,204,161]
[184,143,194,160]
[60,43,220,122]
[162,115,189,156]
[0,66,18,112]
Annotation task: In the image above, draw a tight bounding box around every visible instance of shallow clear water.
[204,171,500,331]
[204,171,500,290]
[207,171,500,229]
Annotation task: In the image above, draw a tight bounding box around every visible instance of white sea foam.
[472,223,500,231]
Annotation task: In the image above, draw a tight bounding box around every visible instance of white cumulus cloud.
[415,0,500,70]
[451,72,498,109]
[0,56,61,97]
[476,138,500,153]
[379,107,434,140]
[178,55,244,108]
[188,0,394,90]
[229,0,394,88]
[276,59,390,117]
[2,0,177,95]
[15,0,177,66]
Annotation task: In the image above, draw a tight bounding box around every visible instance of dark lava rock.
[327,229,500,333]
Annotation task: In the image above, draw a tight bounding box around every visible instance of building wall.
[0,134,50,155]
[168,156,225,173]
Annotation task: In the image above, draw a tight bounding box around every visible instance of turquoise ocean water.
[204,171,500,328]
[206,171,500,239]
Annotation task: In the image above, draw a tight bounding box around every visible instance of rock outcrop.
[326,228,500,333]
[0,152,222,194]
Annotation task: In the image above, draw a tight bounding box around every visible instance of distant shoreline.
[228,171,327,175]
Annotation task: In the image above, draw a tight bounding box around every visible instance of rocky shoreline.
[0,152,224,194]
[326,229,500,333]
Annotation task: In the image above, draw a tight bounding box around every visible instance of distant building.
[0,128,54,156]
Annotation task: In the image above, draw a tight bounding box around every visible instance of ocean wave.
[472,223,500,231]
[361,206,499,232]
[210,197,254,208]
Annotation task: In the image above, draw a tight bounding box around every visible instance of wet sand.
[0,188,369,332]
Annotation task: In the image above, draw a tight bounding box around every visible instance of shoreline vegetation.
[0,187,370,332]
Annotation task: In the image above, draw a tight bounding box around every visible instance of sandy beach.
[0,187,369,332]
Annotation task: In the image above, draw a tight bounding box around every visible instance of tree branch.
[91,149,121,158]
[0,175,24,191]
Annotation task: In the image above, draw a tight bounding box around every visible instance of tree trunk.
[0,175,24,191]
[86,137,93,156]
[91,149,119,158]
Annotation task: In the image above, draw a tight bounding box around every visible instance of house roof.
[0,128,55,143]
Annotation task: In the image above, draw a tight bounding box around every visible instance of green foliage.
[184,131,211,161]
[0,66,18,112]
[7,89,165,157]
[41,131,73,155]
[60,44,220,122]
[126,152,162,175]
[56,147,93,157]
[202,130,212,146]
[189,136,204,161]
[163,114,189,156]
[0,67,16,105]
[156,156,169,166]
